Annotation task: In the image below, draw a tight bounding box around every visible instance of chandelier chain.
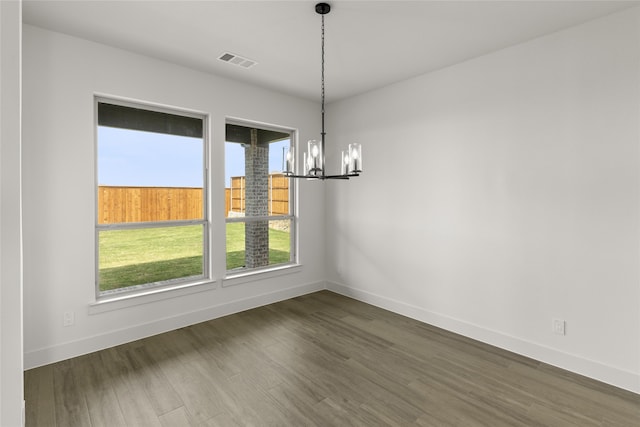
[321,13,326,140]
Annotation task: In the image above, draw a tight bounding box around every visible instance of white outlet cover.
[63,311,75,326]
[553,318,566,335]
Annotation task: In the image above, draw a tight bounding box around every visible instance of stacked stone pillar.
[244,128,269,268]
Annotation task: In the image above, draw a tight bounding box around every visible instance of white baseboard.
[327,281,640,394]
[24,281,325,370]
[25,280,639,394]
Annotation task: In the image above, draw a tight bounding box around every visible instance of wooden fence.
[227,173,289,216]
[98,174,289,224]
[98,186,203,224]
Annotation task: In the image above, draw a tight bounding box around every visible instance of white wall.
[0,1,24,425]
[22,25,326,368]
[326,8,640,392]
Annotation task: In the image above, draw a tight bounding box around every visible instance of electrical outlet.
[553,318,566,335]
[63,311,75,327]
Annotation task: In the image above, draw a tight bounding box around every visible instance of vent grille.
[218,52,257,69]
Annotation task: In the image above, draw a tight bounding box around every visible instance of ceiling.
[22,0,640,103]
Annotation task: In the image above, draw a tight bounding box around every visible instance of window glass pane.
[268,219,291,265]
[224,124,290,218]
[99,225,204,293]
[225,174,290,217]
[224,122,295,275]
[226,222,245,270]
[98,126,204,223]
[226,220,291,271]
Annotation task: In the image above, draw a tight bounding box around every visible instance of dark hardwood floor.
[25,291,639,426]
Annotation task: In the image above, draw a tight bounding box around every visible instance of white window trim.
[223,263,302,288]
[88,279,217,315]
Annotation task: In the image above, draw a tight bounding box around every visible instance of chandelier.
[284,2,362,180]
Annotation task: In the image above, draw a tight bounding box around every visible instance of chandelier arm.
[285,173,358,180]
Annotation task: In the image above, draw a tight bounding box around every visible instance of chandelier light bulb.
[284,147,294,175]
[307,139,323,175]
[348,143,362,173]
[341,150,349,174]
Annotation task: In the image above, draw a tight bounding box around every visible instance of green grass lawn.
[98,225,204,292]
[99,223,290,292]
[226,222,291,270]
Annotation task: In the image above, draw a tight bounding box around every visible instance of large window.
[96,99,208,297]
[225,121,296,274]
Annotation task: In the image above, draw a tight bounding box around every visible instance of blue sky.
[98,127,290,188]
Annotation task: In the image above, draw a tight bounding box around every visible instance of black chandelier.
[284,2,362,180]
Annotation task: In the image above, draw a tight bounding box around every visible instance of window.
[225,121,296,275]
[96,99,208,297]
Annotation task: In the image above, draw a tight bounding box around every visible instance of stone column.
[244,128,269,268]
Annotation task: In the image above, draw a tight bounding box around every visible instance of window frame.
[94,96,210,300]
[224,118,298,281]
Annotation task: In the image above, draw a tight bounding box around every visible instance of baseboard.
[327,281,640,394]
[24,281,325,370]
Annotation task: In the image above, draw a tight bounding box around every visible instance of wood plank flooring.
[24,291,640,426]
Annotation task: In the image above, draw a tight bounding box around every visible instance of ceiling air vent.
[218,52,257,69]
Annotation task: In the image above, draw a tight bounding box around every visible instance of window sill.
[89,279,217,314]
[222,263,302,288]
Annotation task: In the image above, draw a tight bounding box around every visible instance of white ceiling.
[22,0,640,103]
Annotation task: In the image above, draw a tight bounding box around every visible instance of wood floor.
[25,291,639,426]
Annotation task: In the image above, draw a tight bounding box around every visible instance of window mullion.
[225,215,291,224]
[98,219,206,231]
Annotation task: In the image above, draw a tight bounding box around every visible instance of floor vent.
[218,52,257,69]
